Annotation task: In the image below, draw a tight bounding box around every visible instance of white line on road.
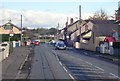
[56,57,59,61]
[109,73,120,79]
[52,50,57,56]
[83,52,88,55]
[69,73,75,79]
[19,53,29,70]
[59,61,62,66]
[85,61,93,65]
[63,66,68,72]
[95,66,104,71]
[52,50,76,80]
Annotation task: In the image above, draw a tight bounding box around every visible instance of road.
[28,44,120,81]
[28,44,72,80]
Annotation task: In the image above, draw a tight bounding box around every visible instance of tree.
[48,28,57,35]
[88,9,108,20]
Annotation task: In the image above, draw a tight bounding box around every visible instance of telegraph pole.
[79,5,81,20]
[56,23,59,40]
[79,5,82,42]
[21,15,23,46]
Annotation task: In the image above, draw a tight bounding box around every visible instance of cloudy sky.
[0,0,118,29]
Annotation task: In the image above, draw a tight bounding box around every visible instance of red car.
[32,40,40,45]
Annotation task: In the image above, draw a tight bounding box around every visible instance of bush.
[1,34,21,42]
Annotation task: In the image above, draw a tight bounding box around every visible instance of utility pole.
[56,23,59,40]
[65,17,68,46]
[79,5,81,20]
[79,5,82,43]
[21,15,23,46]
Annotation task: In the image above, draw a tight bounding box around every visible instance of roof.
[61,20,79,31]
[2,22,21,31]
[90,20,118,37]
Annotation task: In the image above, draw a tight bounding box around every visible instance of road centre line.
[52,50,75,80]
[59,61,62,65]
[69,73,75,80]
[63,66,68,72]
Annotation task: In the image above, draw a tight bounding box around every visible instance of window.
[4,24,13,30]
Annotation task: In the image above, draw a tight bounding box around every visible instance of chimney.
[70,18,74,24]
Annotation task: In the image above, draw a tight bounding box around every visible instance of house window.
[4,24,13,30]
[93,31,94,43]
[85,24,88,32]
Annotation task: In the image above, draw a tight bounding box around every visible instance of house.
[0,22,21,41]
[115,2,120,42]
[60,18,88,46]
[80,20,118,51]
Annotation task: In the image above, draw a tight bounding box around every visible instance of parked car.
[32,39,40,45]
[48,40,56,46]
[55,41,66,50]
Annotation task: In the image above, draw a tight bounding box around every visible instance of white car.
[55,41,66,50]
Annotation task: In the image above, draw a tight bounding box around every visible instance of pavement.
[2,46,31,80]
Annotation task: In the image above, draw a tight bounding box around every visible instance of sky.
[0,1,119,29]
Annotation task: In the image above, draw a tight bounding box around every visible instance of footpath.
[2,46,32,80]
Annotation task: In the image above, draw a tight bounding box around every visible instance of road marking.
[85,61,93,65]
[95,66,104,71]
[15,70,21,79]
[69,74,75,79]
[71,69,104,73]
[73,74,115,79]
[52,50,57,56]
[63,66,68,72]
[79,59,83,61]
[59,61,62,66]
[19,54,29,70]
[69,67,102,71]
[109,73,120,79]
[56,57,59,61]
[83,52,88,55]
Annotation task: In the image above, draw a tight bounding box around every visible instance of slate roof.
[90,20,118,37]
[1,22,21,31]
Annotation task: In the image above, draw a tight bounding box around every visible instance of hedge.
[1,34,21,42]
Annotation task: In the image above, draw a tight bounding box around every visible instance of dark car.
[55,41,66,50]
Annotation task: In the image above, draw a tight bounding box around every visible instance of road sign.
[9,30,14,37]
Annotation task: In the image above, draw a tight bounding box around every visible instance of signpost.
[9,30,14,44]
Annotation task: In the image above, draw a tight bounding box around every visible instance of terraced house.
[61,19,118,52]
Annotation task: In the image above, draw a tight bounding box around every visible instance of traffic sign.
[9,30,14,37]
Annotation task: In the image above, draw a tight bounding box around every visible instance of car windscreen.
[58,43,65,47]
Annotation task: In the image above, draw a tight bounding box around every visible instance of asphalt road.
[28,44,72,80]
[47,44,120,81]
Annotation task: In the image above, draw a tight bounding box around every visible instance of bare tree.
[88,9,108,20]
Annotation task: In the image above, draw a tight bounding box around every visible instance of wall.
[80,22,96,51]
[0,26,21,34]
[80,31,96,51]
